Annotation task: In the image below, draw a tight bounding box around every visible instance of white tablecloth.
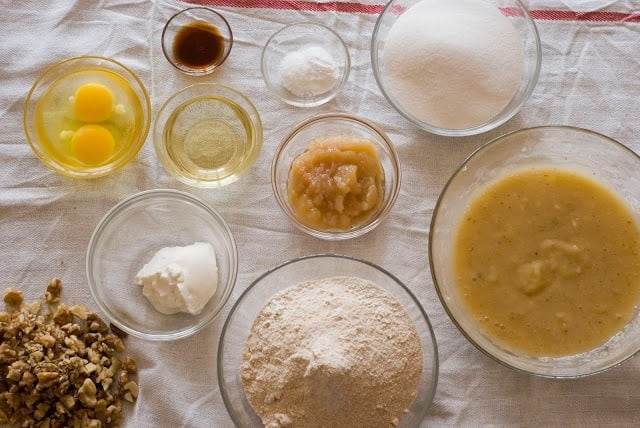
[2,0,640,426]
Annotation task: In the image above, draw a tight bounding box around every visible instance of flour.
[382,0,524,129]
[240,276,423,428]
[279,46,339,97]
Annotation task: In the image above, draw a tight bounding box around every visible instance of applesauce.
[454,168,640,357]
[287,136,384,231]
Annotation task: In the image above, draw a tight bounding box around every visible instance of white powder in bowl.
[279,46,339,97]
[240,276,424,428]
[382,0,524,130]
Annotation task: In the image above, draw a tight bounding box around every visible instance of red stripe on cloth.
[182,0,384,14]
[183,0,640,23]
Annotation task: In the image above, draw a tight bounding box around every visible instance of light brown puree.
[287,136,384,231]
[454,168,640,357]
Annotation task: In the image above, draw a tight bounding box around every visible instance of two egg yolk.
[71,83,116,165]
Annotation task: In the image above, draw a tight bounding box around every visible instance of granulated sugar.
[382,0,524,129]
[240,276,424,428]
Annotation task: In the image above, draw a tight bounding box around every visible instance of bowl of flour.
[218,254,439,427]
[371,0,541,136]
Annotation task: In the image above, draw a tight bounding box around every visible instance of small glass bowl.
[261,22,350,107]
[23,56,151,178]
[86,189,238,341]
[371,0,541,136]
[154,83,263,188]
[161,7,233,75]
[430,126,640,377]
[272,113,400,240]
[218,254,439,427]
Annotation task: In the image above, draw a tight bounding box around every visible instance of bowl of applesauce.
[23,56,151,178]
[430,126,640,378]
[272,113,401,240]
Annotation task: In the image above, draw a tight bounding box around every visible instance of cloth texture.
[1,0,640,426]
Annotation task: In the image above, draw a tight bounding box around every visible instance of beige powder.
[240,276,423,428]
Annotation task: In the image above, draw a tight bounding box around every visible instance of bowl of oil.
[154,83,263,188]
[23,56,151,178]
[161,7,233,76]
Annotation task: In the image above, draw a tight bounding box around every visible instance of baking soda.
[382,0,524,129]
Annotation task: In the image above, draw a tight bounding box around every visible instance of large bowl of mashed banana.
[430,126,640,377]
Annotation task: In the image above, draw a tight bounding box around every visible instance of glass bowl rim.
[85,188,239,341]
[429,125,640,378]
[271,112,401,240]
[370,0,542,137]
[218,253,440,424]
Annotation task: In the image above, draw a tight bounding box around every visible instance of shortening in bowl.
[154,83,263,188]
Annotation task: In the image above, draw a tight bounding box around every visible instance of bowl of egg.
[371,0,541,136]
[272,113,401,240]
[430,126,640,377]
[23,56,151,178]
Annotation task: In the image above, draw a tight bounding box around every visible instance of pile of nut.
[0,279,138,427]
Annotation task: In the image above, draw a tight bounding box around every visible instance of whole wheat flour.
[240,276,424,428]
[382,0,524,129]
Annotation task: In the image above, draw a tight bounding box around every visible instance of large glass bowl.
[23,56,151,178]
[371,0,541,136]
[430,126,640,377]
[219,254,439,426]
[86,189,238,340]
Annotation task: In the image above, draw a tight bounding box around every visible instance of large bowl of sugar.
[371,0,541,136]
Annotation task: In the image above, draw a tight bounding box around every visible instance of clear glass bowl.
[430,126,640,377]
[261,22,350,107]
[371,0,541,136]
[161,7,233,75]
[86,189,238,340]
[154,83,263,188]
[218,254,439,427]
[23,56,151,178]
[272,112,401,240]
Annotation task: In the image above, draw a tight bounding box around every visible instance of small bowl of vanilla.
[261,22,350,107]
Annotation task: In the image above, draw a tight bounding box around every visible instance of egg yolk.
[71,124,115,165]
[73,83,114,123]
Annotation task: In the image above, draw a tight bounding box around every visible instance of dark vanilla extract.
[173,21,225,69]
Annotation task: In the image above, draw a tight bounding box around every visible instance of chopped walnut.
[0,279,138,427]
[44,278,62,304]
[3,288,23,307]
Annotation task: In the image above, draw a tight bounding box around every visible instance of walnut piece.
[0,279,138,427]
[3,288,23,307]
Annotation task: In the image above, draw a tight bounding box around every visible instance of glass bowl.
[219,254,439,427]
[371,0,541,136]
[153,83,263,188]
[261,22,350,107]
[272,112,401,240]
[161,7,233,75]
[430,126,640,377]
[86,189,238,341]
[23,56,151,178]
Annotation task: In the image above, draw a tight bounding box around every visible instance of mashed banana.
[454,168,640,357]
[287,136,384,231]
